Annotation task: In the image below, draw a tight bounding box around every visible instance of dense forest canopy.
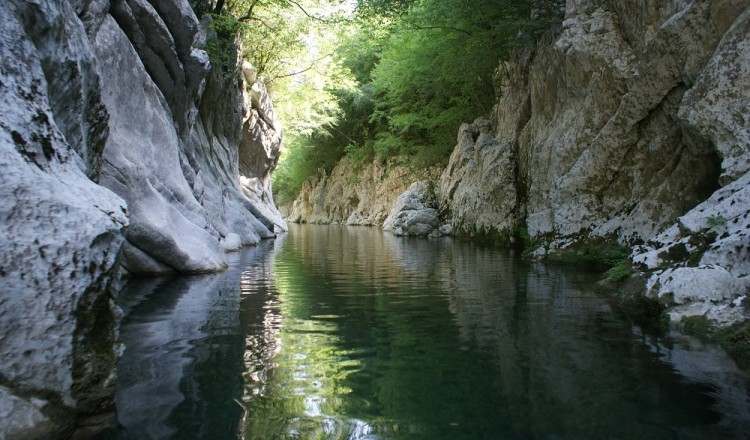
[195,0,563,202]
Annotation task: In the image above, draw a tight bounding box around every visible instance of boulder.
[383,182,447,237]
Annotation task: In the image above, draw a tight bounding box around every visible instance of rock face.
[284,157,441,226]
[0,0,285,437]
[383,181,449,237]
[1,0,127,438]
[437,0,750,328]
[97,1,285,275]
[440,117,518,237]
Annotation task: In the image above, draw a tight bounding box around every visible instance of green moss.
[715,320,750,369]
[674,316,750,370]
[682,315,711,337]
[605,259,632,282]
[546,237,630,271]
[606,276,668,334]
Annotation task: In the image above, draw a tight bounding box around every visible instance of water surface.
[109,224,750,439]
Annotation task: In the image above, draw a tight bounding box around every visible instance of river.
[107,224,750,439]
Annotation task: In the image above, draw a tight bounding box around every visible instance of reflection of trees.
[116,225,750,439]
[246,224,750,440]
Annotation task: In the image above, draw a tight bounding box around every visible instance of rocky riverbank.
[286,0,750,351]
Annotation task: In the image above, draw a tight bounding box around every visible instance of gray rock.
[1,0,288,436]
[0,386,55,440]
[383,182,443,237]
[634,171,750,326]
[440,118,518,237]
[94,4,286,275]
[435,0,750,329]
[94,15,228,273]
[678,6,750,184]
[284,157,442,226]
[0,1,127,437]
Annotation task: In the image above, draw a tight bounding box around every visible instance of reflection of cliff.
[269,225,750,438]
[113,242,280,440]
[442,247,750,438]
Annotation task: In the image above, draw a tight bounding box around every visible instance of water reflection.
[110,225,750,440]
[109,241,280,439]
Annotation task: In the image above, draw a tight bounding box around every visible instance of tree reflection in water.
[110,225,750,440]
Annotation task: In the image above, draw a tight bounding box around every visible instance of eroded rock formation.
[383,181,450,237]
[0,0,285,437]
[437,0,750,328]
[98,0,285,275]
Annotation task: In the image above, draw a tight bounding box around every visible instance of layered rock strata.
[98,0,285,275]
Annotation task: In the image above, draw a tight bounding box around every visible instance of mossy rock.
[676,316,750,370]
[715,320,750,369]
[682,315,711,337]
[546,236,630,271]
[606,275,667,332]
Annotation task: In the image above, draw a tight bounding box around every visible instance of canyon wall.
[439,0,750,327]
[284,156,441,227]
[286,0,750,331]
[0,0,284,437]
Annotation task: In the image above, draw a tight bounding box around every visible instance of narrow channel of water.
[108,224,750,439]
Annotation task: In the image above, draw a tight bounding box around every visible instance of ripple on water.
[109,225,750,440]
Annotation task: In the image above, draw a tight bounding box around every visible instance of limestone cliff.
[438,0,750,328]
[284,157,441,226]
[97,0,285,275]
[0,0,284,437]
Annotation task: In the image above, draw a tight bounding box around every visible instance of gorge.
[286,0,750,361]
[0,0,748,438]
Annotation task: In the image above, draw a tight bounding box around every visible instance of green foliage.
[682,315,711,337]
[606,259,632,282]
[547,238,631,271]
[715,319,750,369]
[223,0,564,203]
[423,179,438,209]
[205,13,243,75]
[707,214,727,230]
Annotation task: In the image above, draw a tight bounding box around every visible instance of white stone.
[220,233,242,251]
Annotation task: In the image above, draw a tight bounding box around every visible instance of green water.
[110,224,750,439]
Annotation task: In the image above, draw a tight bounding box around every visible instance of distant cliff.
[0,0,284,438]
[283,156,441,226]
